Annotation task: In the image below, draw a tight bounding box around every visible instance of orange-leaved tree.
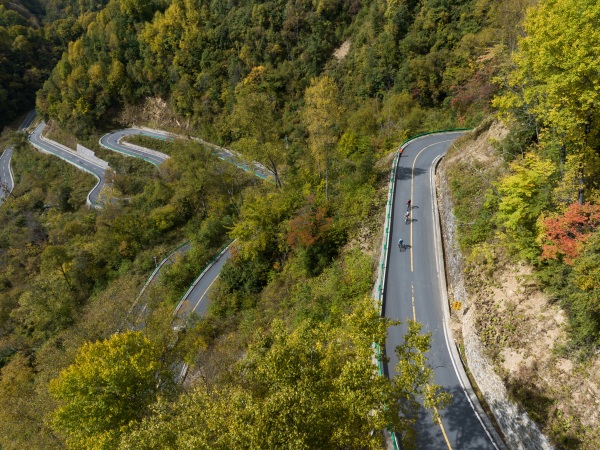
[541,202,600,265]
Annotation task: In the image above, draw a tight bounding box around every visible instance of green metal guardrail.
[99,135,160,166]
[118,240,190,332]
[173,239,235,316]
[373,128,471,450]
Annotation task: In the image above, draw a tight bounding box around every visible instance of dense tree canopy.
[1,0,564,447]
[0,0,100,129]
[49,331,165,449]
[491,0,600,353]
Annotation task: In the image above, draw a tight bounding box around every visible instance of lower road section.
[174,246,231,321]
[0,110,37,206]
[28,122,108,207]
[384,133,505,449]
[0,147,14,206]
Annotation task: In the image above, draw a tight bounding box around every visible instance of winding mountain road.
[101,127,271,180]
[99,128,170,166]
[385,133,505,449]
[21,119,507,445]
[28,122,108,207]
[0,111,37,206]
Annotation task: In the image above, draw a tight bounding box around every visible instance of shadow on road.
[396,165,426,181]
[437,384,498,449]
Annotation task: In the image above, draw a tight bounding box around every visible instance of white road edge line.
[7,148,14,194]
[430,152,503,450]
[190,275,220,315]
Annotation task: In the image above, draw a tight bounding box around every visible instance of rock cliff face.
[437,121,553,450]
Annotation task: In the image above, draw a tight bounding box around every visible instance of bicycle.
[404,211,410,224]
[398,240,406,251]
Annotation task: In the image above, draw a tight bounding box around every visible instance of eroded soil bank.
[437,121,600,450]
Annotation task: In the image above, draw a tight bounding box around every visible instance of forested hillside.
[7,0,600,448]
[0,0,108,128]
[443,0,600,447]
[36,0,514,136]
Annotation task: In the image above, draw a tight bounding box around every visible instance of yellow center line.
[435,406,453,450]
[190,274,220,314]
[407,137,456,450]
[409,139,455,271]
[411,282,416,321]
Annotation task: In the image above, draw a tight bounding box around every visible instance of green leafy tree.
[393,320,452,449]
[49,331,165,449]
[11,274,77,340]
[230,67,285,187]
[568,231,600,347]
[303,76,342,200]
[119,299,450,449]
[41,245,74,290]
[494,0,600,203]
[492,152,556,260]
[229,186,294,259]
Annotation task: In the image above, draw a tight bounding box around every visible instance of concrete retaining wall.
[76,144,109,169]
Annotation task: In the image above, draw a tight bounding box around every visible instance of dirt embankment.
[438,120,600,450]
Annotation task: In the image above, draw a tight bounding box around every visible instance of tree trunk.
[578,163,585,205]
[325,161,329,201]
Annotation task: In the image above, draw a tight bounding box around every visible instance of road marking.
[434,406,453,449]
[405,138,465,450]
[411,282,416,320]
[429,154,502,449]
[409,139,454,272]
[190,274,220,314]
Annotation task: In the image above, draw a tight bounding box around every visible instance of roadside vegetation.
[3,0,599,449]
[121,134,173,155]
[443,1,600,447]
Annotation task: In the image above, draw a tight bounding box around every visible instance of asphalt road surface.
[0,147,14,205]
[29,122,107,207]
[0,111,37,205]
[384,132,503,450]
[101,127,271,180]
[99,128,170,166]
[174,247,231,321]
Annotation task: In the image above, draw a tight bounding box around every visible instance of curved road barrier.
[99,128,170,166]
[100,127,271,180]
[28,122,107,208]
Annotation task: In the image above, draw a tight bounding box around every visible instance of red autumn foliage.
[541,202,600,265]
[450,66,498,119]
[286,196,333,249]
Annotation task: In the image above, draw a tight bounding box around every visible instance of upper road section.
[99,128,170,166]
[29,122,108,207]
[101,127,271,180]
[385,132,505,450]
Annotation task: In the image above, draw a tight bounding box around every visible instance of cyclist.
[398,238,404,249]
[404,211,410,223]
[406,199,412,211]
